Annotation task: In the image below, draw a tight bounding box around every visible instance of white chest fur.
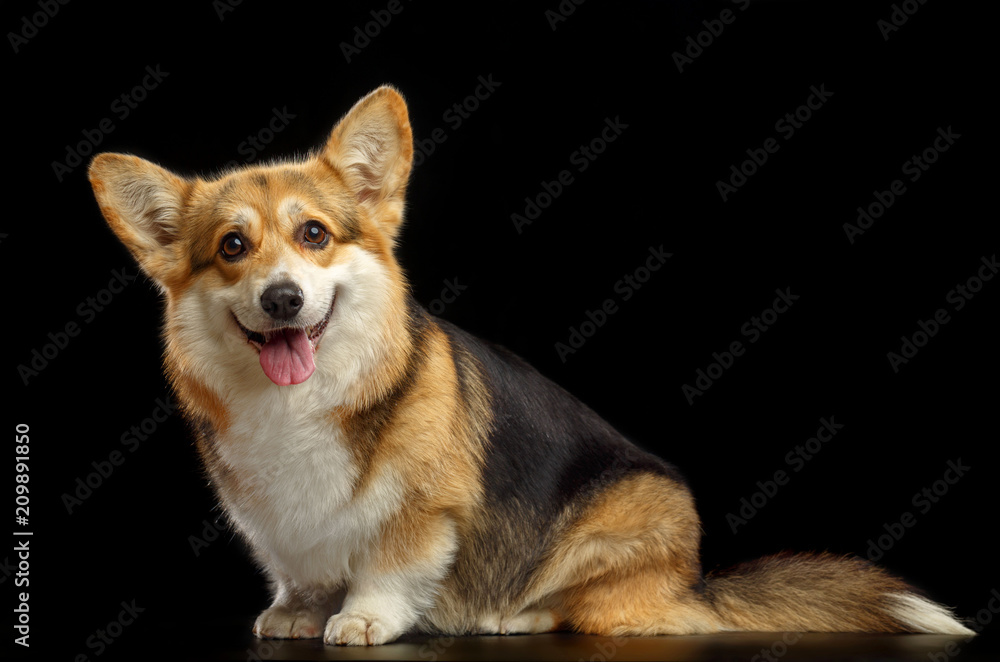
[213,382,403,589]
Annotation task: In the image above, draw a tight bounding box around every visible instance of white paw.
[253,605,325,639]
[476,609,561,635]
[502,608,560,634]
[324,611,400,646]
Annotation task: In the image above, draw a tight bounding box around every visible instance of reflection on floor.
[200,625,991,661]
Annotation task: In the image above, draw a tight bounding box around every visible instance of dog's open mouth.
[232,294,335,387]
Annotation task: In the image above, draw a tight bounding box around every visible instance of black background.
[6,1,996,660]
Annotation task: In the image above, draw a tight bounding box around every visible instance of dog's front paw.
[324,611,400,646]
[253,605,326,639]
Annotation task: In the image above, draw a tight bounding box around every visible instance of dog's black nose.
[260,281,304,321]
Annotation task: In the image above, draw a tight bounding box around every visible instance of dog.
[88,86,973,645]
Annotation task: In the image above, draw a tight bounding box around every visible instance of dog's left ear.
[322,85,413,239]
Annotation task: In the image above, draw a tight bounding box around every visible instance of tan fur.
[340,323,487,508]
[704,552,926,632]
[526,473,716,635]
[167,361,230,433]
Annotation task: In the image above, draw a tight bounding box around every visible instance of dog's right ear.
[89,153,192,288]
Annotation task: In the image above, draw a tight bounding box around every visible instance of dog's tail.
[701,552,974,635]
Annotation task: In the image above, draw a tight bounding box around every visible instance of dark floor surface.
[241,632,991,662]
[102,616,996,662]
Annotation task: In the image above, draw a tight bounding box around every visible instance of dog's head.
[89,86,413,389]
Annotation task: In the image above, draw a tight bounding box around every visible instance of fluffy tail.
[702,552,974,635]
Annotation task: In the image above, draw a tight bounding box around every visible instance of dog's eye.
[303,221,328,246]
[220,233,247,259]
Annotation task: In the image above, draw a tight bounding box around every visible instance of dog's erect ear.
[322,86,413,239]
[89,153,192,287]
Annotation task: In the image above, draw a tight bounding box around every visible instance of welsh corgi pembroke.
[88,86,973,645]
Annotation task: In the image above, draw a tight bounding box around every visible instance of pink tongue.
[259,328,316,386]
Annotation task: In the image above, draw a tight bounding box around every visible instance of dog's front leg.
[324,511,458,646]
[254,574,343,640]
